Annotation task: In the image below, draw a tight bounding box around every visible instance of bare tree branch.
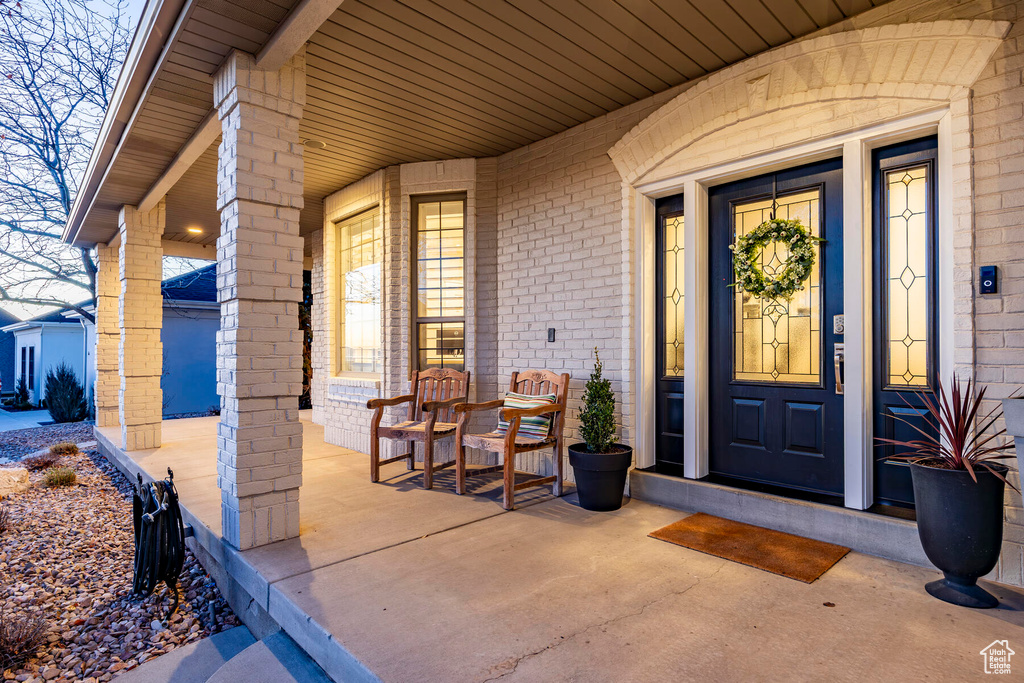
[0,0,131,323]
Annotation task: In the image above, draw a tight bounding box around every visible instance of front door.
[708,158,845,499]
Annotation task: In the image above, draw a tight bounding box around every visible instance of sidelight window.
[882,165,932,388]
[663,214,685,377]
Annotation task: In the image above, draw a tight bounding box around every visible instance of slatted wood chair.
[367,368,470,489]
[454,370,570,510]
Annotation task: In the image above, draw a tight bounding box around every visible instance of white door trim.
[632,108,954,509]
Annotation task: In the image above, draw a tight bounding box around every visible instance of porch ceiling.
[71,0,893,250]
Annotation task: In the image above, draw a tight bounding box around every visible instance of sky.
[3,0,204,321]
[124,0,148,26]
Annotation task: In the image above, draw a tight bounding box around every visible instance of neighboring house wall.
[160,307,219,415]
[0,311,17,395]
[14,326,86,402]
[13,328,42,399]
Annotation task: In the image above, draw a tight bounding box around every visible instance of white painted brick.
[215,48,306,551]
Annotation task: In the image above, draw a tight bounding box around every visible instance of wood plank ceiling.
[79,0,891,250]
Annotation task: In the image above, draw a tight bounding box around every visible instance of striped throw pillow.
[495,392,557,439]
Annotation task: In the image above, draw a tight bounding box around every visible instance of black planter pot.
[568,444,633,511]
[910,462,1007,609]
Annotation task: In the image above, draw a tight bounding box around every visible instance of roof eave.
[63,0,189,248]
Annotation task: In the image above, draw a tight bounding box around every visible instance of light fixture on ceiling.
[303,139,327,150]
[187,226,203,234]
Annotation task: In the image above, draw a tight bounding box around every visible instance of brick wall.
[493,91,682,480]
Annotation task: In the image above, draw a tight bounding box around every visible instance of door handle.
[834,343,845,395]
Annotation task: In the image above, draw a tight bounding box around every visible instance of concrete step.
[629,468,931,568]
[206,630,334,683]
[115,625,256,683]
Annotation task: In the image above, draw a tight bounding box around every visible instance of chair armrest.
[499,403,566,421]
[366,394,414,410]
[453,399,504,415]
[422,395,468,413]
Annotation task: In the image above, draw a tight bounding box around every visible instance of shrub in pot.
[568,349,633,511]
[878,377,1017,609]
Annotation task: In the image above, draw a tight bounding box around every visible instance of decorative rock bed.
[0,435,239,682]
[0,425,96,465]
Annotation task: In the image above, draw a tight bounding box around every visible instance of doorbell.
[979,266,998,294]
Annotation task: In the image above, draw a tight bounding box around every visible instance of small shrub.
[0,607,47,671]
[43,362,88,424]
[42,467,76,488]
[21,452,59,471]
[577,348,617,453]
[13,376,29,406]
[0,505,9,535]
[49,442,78,456]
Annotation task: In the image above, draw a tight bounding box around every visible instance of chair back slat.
[411,367,471,422]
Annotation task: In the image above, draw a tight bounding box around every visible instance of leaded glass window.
[663,214,684,377]
[414,196,465,371]
[337,207,382,374]
[884,166,930,387]
[733,190,821,384]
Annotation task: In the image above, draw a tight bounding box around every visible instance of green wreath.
[729,218,821,300]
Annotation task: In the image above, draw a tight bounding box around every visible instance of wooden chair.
[454,370,570,510]
[367,368,470,489]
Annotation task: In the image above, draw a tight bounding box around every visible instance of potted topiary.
[568,349,633,511]
[878,377,1017,608]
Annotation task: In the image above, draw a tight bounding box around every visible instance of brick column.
[118,202,164,450]
[94,241,120,427]
[214,49,305,549]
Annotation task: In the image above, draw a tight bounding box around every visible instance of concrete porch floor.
[96,414,1024,682]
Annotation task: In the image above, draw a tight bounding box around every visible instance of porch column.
[118,202,165,450]
[213,49,305,549]
[94,240,120,427]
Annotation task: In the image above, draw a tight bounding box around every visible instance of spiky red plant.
[877,376,1018,491]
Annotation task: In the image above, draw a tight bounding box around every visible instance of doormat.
[649,513,850,583]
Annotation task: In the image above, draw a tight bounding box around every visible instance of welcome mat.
[649,513,850,583]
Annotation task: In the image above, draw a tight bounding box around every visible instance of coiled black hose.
[132,468,186,618]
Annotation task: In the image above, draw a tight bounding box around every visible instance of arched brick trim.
[609,20,1009,186]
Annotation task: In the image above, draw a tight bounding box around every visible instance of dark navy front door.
[708,158,845,499]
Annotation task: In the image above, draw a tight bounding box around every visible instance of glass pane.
[733,189,821,384]
[418,322,465,371]
[416,198,466,368]
[886,166,930,387]
[338,207,382,373]
[663,214,685,377]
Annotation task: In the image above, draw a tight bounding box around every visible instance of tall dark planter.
[910,462,1006,609]
[568,444,632,511]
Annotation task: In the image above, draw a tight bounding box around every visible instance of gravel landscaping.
[0,424,96,464]
[1,433,239,682]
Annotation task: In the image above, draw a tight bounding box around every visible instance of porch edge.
[93,427,381,683]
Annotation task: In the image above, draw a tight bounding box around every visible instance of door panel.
[708,158,844,498]
[655,195,686,473]
[873,137,939,508]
